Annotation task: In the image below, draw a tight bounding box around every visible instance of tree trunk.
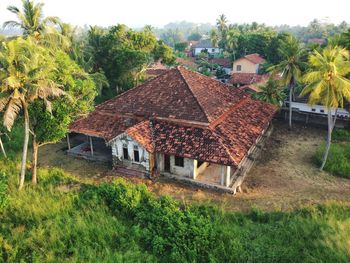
[320,109,334,171]
[288,84,294,130]
[0,137,6,158]
[31,135,38,185]
[19,101,30,190]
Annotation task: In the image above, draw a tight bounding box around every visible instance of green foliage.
[187,32,202,41]
[79,25,175,100]
[1,165,350,262]
[253,78,286,106]
[333,129,350,142]
[314,130,350,178]
[0,172,8,210]
[174,42,188,52]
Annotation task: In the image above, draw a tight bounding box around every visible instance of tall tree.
[301,46,350,170]
[269,35,306,129]
[210,29,219,47]
[0,37,65,189]
[254,78,286,106]
[3,0,59,36]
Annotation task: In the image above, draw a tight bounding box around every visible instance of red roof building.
[69,67,276,192]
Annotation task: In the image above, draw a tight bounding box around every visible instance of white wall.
[110,133,150,170]
[158,153,194,178]
[290,102,350,118]
[194,47,220,56]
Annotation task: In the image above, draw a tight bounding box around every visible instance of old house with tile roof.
[68,66,277,193]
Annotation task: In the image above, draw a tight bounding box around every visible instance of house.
[68,67,277,193]
[232,53,265,74]
[209,58,232,74]
[229,73,269,87]
[192,40,221,57]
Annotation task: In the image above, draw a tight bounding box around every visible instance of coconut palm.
[4,0,69,51]
[0,37,66,189]
[254,78,286,106]
[216,14,228,33]
[210,29,219,48]
[4,0,59,36]
[269,35,306,129]
[301,46,350,170]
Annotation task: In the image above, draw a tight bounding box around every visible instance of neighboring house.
[229,73,269,87]
[232,53,265,74]
[175,57,198,70]
[68,67,276,193]
[192,40,221,57]
[209,58,232,74]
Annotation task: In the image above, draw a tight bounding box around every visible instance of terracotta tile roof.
[69,111,138,141]
[151,119,235,166]
[243,53,265,64]
[175,57,198,69]
[125,120,154,152]
[229,73,269,85]
[145,68,169,78]
[209,58,232,68]
[214,97,277,165]
[69,66,277,167]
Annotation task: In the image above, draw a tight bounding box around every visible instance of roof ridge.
[176,66,210,123]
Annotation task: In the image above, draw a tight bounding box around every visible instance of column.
[66,134,71,150]
[193,159,198,179]
[220,165,225,186]
[225,166,231,187]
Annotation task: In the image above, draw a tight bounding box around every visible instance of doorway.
[164,155,170,172]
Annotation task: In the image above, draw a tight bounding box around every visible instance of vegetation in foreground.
[315,129,350,178]
[0,161,350,262]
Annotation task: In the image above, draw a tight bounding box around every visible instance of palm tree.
[210,29,219,48]
[254,78,286,106]
[226,29,239,60]
[4,0,69,51]
[0,37,65,189]
[4,0,59,36]
[216,14,228,33]
[269,35,306,129]
[301,46,350,170]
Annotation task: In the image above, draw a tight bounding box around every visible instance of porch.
[66,134,112,163]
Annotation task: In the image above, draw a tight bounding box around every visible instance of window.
[175,156,184,167]
[123,145,129,160]
[320,109,324,113]
[236,65,242,71]
[133,145,140,162]
[211,48,215,52]
[311,108,316,112]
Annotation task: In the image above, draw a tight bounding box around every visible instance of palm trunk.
[288,84,294,130]
[0,137,6,158]
[31,135,38,185]
[320,109,334,171]
[19,101,29,190]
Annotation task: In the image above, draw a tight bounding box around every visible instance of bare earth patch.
[39,121,350,212]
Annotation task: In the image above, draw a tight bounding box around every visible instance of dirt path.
[39,121,350,212]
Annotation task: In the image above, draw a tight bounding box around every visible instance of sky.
[0,0,349,28]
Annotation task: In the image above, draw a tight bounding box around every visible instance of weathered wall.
[193,47,220,56]
[157,153,194,178]
[109,134,150,170]
[232,58,258,73]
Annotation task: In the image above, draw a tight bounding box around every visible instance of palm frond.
[3,98,22,131]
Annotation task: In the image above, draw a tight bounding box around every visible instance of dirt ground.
[39,121,350,212]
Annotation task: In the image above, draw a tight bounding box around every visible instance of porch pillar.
[89,136,94,156]
[193,159,198,179]
[220,165,225,186]
[225,166,231,187]
[66,133,71,150]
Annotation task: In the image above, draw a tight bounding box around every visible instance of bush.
[314,142,350,178]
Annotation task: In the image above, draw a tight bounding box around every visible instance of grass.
[1,161,350,262]
[315,128,350,178]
